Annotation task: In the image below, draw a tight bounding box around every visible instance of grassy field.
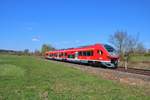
[0,54,150,100]
[129,55,150,62]
[119,55,150,70]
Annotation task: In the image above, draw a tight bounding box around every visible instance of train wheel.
[88,61,93,66]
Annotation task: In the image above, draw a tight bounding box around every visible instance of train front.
[102,44,119,68]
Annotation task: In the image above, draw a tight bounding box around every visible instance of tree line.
[0,44,55,56]
[110,31,147,57]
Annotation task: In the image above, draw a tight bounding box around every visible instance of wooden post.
[124,53,128,71]
[125,60,127,70]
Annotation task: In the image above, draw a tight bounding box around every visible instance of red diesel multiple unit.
[45,44,119,68]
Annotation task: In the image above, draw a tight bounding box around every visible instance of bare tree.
[109,31,143,55]
[109,31,129,56]
[109,31,145,70]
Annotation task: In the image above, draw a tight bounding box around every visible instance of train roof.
[46,43,104,53]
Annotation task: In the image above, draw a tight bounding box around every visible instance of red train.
[45,44,119,68]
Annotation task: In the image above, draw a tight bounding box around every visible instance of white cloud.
[32,37,40,42]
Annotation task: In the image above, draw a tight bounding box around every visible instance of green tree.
[41,44,55,55]
[24,49,29,55]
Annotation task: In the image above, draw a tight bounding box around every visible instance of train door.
[75,52,78,60]
[57,53,59,59]
[97,50,103,60]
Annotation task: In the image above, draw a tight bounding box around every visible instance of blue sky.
[0,0,150,51]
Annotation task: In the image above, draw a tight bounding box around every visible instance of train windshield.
[104,44,118,55]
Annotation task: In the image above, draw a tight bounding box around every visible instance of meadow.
[0,54,150,100]
[119,54,150,70]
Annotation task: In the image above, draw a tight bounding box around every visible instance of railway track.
[116,67,150,76]
[44,58,150,76]
[78,64,150,76]
[65,61,150,76]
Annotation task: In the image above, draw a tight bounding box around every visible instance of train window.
[87,51,90,56]
[68,55,75,58]
[104,44,115,53]
[90,51,93,56]
[61,53,63,57]
[81,52,83,56]
[79,51,93,56]
[59,53,61,57]
[83,51,86,56]
[86,51,93,56]
[68,55,70,58]
[72,55,75,58]
[79,51,82,56]
[69,55,71,58]
[65,53,67,56]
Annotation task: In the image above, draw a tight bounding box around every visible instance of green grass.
[129,55,150,62]
[0,54,150,100]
